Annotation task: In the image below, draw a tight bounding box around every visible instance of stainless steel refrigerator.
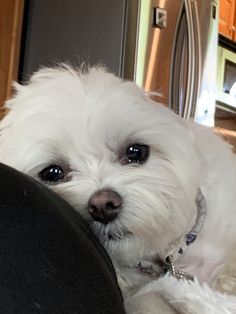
[123,0,219,126]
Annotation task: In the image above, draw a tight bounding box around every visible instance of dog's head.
[0,66,201,265]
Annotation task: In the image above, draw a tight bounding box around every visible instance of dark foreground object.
[0,163,125,314]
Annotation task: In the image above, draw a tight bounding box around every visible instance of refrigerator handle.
[184,0,201,120]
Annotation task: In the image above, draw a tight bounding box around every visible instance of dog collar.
[138,188,207,281]
[174,188,207,257]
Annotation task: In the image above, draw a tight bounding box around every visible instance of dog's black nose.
[88,189,122,224]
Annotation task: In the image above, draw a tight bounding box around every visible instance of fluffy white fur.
[1,66,236,313]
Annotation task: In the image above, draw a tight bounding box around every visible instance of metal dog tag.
[165,255,195,281]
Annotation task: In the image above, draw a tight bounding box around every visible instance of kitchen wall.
[19,0,127,81]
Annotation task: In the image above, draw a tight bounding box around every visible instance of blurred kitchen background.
[0,0,236,146]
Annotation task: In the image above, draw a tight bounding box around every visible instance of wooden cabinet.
[219,0,236,41]
[234,5,236,41]
[0,0,24,114]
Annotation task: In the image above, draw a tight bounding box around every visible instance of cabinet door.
[0,0,24,112]
[219,0,235,40]
[234,5,236,41]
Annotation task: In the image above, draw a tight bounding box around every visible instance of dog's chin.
[91,220,133,243]
[91,221,135,260]
[91,220,156,266]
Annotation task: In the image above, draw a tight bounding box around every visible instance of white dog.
[1,65,236,313]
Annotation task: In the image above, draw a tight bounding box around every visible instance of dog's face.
[0,67,201,265]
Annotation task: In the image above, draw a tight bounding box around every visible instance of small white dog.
[1,65,236,313]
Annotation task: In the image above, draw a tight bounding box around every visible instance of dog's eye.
[39,165,65,183]
[125,144,150,164]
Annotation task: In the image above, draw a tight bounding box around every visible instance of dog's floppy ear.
[12,81,25,94]
[4,81,25,110]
